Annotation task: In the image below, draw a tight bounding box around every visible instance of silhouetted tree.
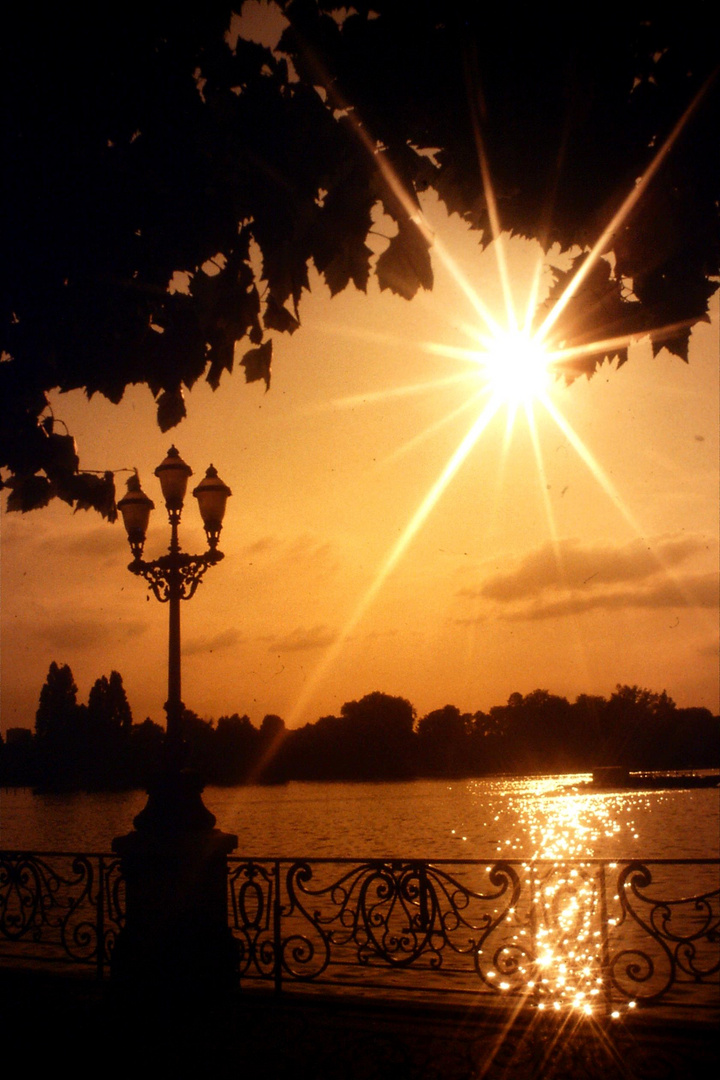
[416,705,471,777]
[339,692,416,779]
[602,684,678,768]
[87,671,133,733]
[671,706,720,769]
[287,713,350,781]
[181,708,217,778]
[213,713,259,784]
[34,661,85,790]
[128,717,166,786]
[85,671,133,787]
[257,714,287,783]
[15,661,719,789]
[35,661,78,739]
[570,694,608,766]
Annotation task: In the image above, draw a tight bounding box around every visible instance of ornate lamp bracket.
[128,549,224,603]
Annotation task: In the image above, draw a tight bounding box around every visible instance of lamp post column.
[166,510,184,756]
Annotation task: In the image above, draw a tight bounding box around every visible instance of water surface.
[2,776,718,860]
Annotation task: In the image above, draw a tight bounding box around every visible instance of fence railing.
[1,852,718,1017]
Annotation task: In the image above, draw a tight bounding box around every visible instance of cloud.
[271,624,337,652]
[460,535,711,603]
[241,533,339,578]
[242,536,280,556]
[38,525,128,562]
[456,534,718,622]
[2,515,127,564]
[183,628,242,656]
[504,572,719,621]
[696,639,720,660]
[36,616,148,650]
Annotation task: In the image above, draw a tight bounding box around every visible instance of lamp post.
[112,447,238,997]
[117,446,231,767]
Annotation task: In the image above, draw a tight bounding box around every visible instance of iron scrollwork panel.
[0,853,111,967]
[483,861,609,1007]
[227,859,277,978]
[276,859,523,984]
[102,856,125,965]
[608,860,720,1004]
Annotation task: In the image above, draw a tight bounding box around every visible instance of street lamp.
[112,448,238,997]
[117,447,231,758]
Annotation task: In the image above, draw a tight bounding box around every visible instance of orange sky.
[1,193,718,734]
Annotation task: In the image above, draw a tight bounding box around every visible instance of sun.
[478,327,553,408]
[284,59,699,724]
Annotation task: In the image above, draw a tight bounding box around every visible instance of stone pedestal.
[111,771,238,999]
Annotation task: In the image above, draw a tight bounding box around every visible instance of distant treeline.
[1,662,718,791]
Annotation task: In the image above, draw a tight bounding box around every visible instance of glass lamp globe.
[117,474,155,557]
[193,465,232,548]
[155,446,193,510]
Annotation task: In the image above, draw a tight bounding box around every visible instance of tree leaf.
[376,218,433,300]
[5,475,54,512]
[264,294,300,334]
[241,339,272,389]
[67,472,118,522]
[539,255,642,378]
[156,387,187,432]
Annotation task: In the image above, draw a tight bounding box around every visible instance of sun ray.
[429,234,507,338]
[283,32,714,724]
[464,48,519,332]
[546,318,701,375]
[287,394,503,725]
[380,389,489,467]
[525,400,562,557]
[537,73,717,343]
[422,339,499,365]
[523,253,548,333]
[539,393,646,537]
[539,392,712,612]
[327,372,477,410]
[525,404,594,686]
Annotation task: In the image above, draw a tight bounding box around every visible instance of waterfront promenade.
[1,965,717,1079]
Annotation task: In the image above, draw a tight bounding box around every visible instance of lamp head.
[155,446,192,512]
[192,465,232,550]
[117,472,155,559]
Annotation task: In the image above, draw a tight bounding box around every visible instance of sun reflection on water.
[451,774,676,862]
[458,776,671,1016]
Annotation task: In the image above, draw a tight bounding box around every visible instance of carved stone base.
[111,824,239,999]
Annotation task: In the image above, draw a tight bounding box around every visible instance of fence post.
[598,863,613,1017]
[528,868,540,1007]
[419,860,430,933]
[96,855,105,981]
[273,859,282,997]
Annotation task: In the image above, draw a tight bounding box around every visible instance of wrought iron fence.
[2,852,718,1017]
[0,852,124,977]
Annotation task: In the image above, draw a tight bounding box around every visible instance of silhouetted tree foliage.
[35,662,79,741]
[2,5,718,514]
[128,718,166,787]
[5,666,717,790]
[416,705,472,777]
[213,713,260,784]
[84,671,134,787]
[33,662,84,790]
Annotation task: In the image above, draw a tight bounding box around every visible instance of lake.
[2,774,718,860]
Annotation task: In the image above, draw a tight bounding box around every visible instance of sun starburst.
[474,327,554,408]
[285,61,708,726]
